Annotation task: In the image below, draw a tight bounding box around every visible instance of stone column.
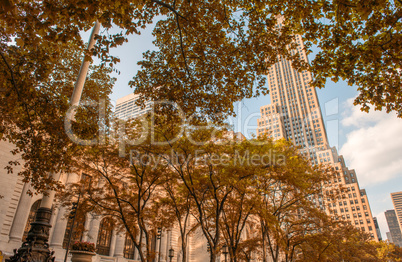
[155,233,161,262]
[86,215,101,243]
[114,232,126,257]
[8,183,33,242]
[109,230,117,256]
[50,172,80,248]
[48,204,60,244]
[49,205,69,248]
[80,213,91,242]
[161,230,171,262]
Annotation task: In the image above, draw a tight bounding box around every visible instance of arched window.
[124,233,136,259]
[22,199,42,241]
[96,217,113,256]
[62,210,86,249]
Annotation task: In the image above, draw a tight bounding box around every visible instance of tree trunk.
[210,252,216,262]
[181,238,187,262]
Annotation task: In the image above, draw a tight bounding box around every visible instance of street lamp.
[63,174,91,262]
[222,244,228,262]
[5,22,100,262]
[157,228,162,262]
[169,248,174,262]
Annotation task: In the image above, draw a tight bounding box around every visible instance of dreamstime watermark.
[129,149,286,169]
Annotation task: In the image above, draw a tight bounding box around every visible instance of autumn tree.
[0,38,114,192]
[157,174,195,262]
[296,223,372,261]
[134,0,402,118]
[374,240,402,262]
[251,141,338,262]
[220,181,261,262]
[62,116,174,262]
[303,0,402,116]
[151,119,336,262]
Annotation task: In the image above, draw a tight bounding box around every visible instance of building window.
[124,233,136,259]
[97,217,114,256]
[23,199,42,241]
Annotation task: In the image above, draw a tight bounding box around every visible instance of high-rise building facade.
[387,232,394,242]
[115,93,152,120]
[391,191,402,232]
[385,209,402,246]
[257,31,379,240]
[373,217,382,241]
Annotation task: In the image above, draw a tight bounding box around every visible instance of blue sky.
[89,23,402,241]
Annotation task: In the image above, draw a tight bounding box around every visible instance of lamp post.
[168,248,174,262]
[63,174,91,262]
[222,245,228,262]
[157,228,162,262]
[63,197,80,262]
[6,21,100,262]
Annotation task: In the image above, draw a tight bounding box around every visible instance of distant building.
[373,217,382,241]
[385,209,402,246]
[115,93,152,120]
[391,191,402,232]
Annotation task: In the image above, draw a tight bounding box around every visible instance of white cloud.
[340,99,402,187]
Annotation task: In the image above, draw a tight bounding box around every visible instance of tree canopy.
[1,0,400,211]
[2,0,401,124]
[0,38,114,193]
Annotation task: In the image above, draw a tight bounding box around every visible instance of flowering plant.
[71,241,96,252]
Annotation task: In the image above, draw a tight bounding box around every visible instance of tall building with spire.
[257,30,379,240]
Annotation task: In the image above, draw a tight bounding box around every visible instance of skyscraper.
[385,209,402,246]
[391,191,402,232]
[257,32,379,240]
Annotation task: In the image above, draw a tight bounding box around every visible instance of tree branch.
[150,0,187,20]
